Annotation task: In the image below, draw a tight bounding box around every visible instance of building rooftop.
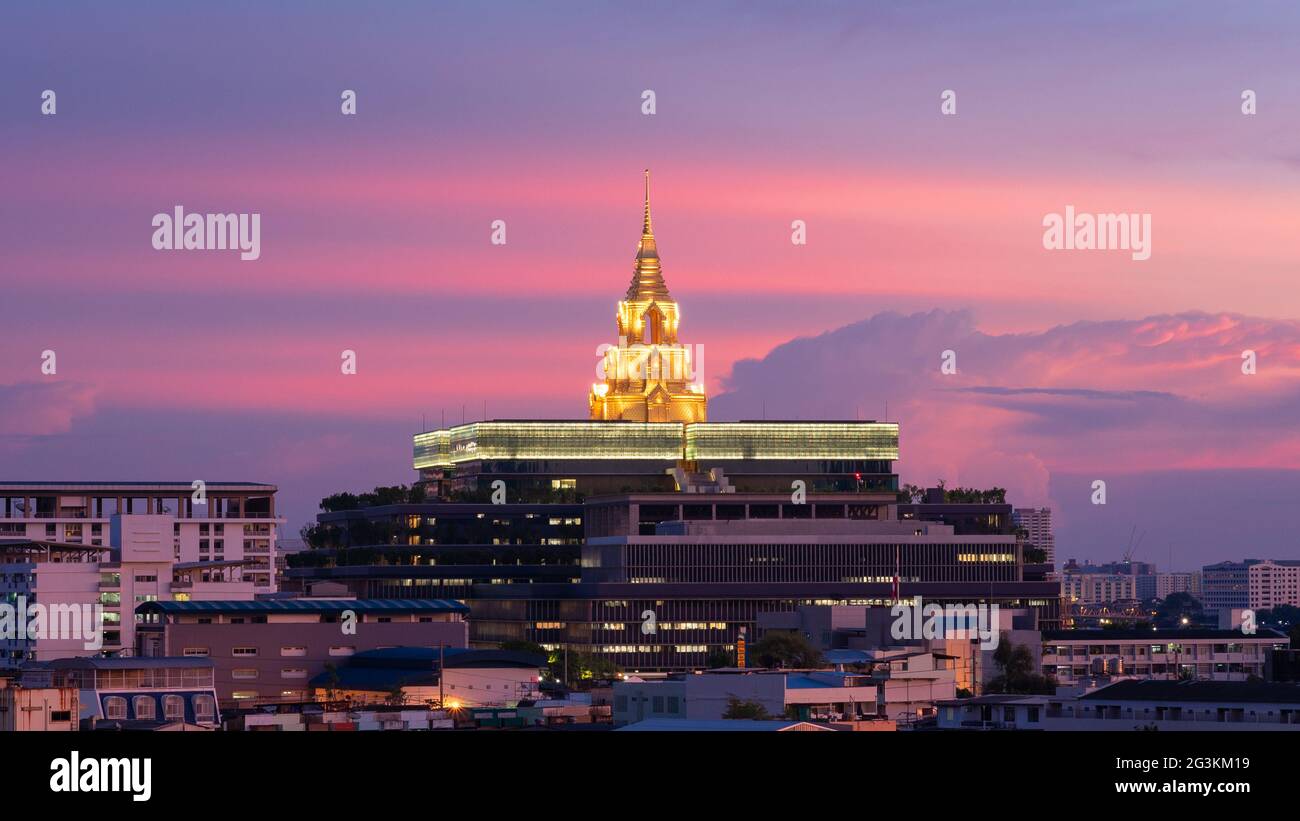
[1044,629,1287,641]
[1081,680,1300,704]
[135,598,470,617]
[45,657,215,670]
[616,718,835,732]
[0,481,275,489]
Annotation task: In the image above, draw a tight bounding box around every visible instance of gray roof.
[45,656,214,670]
[135,598,469,616]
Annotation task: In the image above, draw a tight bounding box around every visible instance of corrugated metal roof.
[135,598,469,616]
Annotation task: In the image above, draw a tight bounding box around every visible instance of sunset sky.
[3,2,1299,566]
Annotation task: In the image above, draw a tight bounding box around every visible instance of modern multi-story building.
[289,180,1061,673]
[0,482,282,590]
[1248,560,1300,610]
[1154,571,1200,600]
[0,516,260,668]
[1012,507,1054,566]
[1061,572,1138,604]
[1201,560,1262,615]
[134,598,470,705]
[1040,629,1289,684]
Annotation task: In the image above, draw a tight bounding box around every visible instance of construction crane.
[1121,525,1146,564]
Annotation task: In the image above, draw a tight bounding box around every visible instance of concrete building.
[0,525,257,668]
[1061,572,1137,604]
[1155,572,1200,600]
[938,679,1300,731]
[1247,560,1300,610]
[308,646,545,708]
[135,598,469,706]
[1201,560,1261,615]
[612,649,955,727]
[759,602,1042,696]
[41,656,221,730]
[0,482,282,591]
[1040,629,1289,685]
[1012,507,1054,567]
[0,674,79,731]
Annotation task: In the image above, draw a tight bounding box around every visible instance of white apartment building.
[0,482,281,668]
[0,483,279,590]
[1248,560,1300,610]
[1061,572,1137,604]
[1012,507,1054,566]
[1041,629,1288,684]
[1155,571,1200,600]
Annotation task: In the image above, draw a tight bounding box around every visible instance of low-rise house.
[937,679,1300,731]
[308,646,545,708]
[41,656,220,730]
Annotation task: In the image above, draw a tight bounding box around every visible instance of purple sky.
[3,2,1299,568]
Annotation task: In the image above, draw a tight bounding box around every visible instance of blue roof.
[136,598,469,616]
[784,672,872,690]
[617,719,833,732]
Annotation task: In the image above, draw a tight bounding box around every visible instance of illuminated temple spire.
[591,170,707,424]
[627,169,670,301]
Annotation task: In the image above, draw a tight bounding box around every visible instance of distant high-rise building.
[1248,560,1300,610]
[1012,508,1054,566]
[1154,572,1199,600]
[1201,560,1261,615]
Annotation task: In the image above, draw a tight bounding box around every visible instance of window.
[104,697,127,720]
[182,647,209,657]
[232,669,259,680]
[50,711,72,722]
[231,691,257,700]
[328,646,355,657]
[232,647,258,657]
[163,695,185,721]
[133,696,156,720]
[193,695,216,722]
[281,668,308,679]
[280,646,307,657]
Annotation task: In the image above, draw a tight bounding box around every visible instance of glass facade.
[685,422,899,461]
[414,420,901,470]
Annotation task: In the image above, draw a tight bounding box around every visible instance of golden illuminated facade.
[589,170,707,424]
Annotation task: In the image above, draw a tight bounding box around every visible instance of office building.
[1012,507,1054,566]
[134,598,469,705]
[1248,560,1300,610]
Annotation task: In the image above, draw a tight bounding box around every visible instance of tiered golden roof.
[589,170,707,423]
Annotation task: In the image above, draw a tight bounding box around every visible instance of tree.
[705,648,734,669]
[721,696,771,720]
[986,640,1056,695]
[321,662,342,704]
[1155,593,1204,628]
[386,682,408,707]
[751,631,823,669]
[1022,546,1047,564]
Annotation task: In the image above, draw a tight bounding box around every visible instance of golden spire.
[643,168,653,233]
[629,168,669,301]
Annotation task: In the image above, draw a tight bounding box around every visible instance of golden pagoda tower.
[589,170,707,423]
